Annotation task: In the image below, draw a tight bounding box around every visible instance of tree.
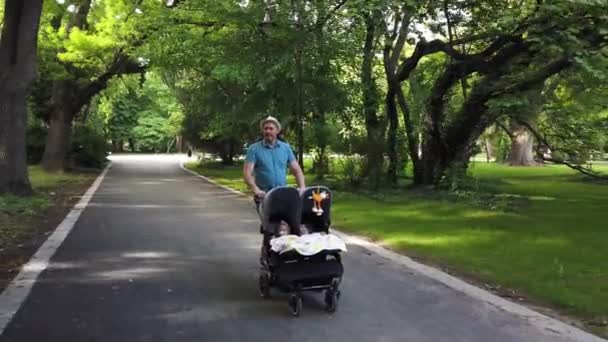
[34,0,149,171]
[503,85,546,166]
[96,72,183,153]
[0,0,44,195]
[527,64,608,178]
[383,0,608,186]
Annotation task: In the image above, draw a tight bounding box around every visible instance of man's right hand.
[254,189,266,199]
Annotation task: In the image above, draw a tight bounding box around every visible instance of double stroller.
[257,186,345,317]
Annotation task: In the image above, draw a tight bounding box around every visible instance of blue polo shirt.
[245,140,296,191]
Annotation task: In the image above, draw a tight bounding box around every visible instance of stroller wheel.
[259,274,270,298]
[288,294,302,317]
[324,289,338,313]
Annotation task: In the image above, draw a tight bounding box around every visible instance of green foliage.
[25,0,608,181]
[92,72,183,153]
[336,155,366,188]
[0,195,49,218]
[538,70,608,164]
[26,122,48,165]
[69,124,108,169]
[132,111,172,152]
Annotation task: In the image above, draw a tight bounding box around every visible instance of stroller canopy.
[301,186,332,232]
[261,186,302,235]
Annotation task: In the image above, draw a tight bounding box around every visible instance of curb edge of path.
[0,162,112,335]
[179,160,605,342]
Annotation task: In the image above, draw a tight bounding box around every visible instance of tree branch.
[397,86,419,164]
[517,119,607,180]
[76,52,145,110]
[171,19,221,28]
[490,57,571,97]
[396,32,513,82]
[313,0,348,30]
[494,119,514,138]
[444,0,453,43]
[389,7,411,72]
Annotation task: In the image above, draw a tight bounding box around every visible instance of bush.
[336,154,365,188]
[438,162,477,192]
[494,132,511,163]
[26,125,47,164]
[69,125,108,169]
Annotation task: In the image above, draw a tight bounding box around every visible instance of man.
[243,116,306,267]
[243,116,306,202]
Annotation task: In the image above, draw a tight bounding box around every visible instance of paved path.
[0,155,594,342]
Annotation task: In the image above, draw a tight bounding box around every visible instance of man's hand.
[254,189,266,199]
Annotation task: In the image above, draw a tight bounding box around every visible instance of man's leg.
[255,197,263,234]
[255,197,268,268]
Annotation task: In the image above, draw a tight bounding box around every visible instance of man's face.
[263,123,279,142]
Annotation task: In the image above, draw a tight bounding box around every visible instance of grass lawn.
[186,160,608,334]
[0,166,94,249]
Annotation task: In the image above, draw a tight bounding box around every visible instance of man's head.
[260,116,281,144]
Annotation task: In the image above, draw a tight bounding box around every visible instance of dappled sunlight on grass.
[382,230,506,248]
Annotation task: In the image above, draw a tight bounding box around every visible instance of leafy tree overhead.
[3,0,608,196]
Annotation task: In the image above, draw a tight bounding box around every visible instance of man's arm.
[289,159,306,192]
[243,162,264,197]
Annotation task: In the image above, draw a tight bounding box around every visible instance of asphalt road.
[0,155,588,342]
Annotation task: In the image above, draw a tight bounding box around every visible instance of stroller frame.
[256,186,344,317]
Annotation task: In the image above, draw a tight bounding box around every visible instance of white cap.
[260,116,281,131]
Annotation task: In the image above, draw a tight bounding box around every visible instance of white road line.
[179,160,606,342]
[0,163,111,334]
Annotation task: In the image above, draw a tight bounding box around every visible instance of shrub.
[336,154,365,188]
[26,125,47,165]
[69,125,108,169]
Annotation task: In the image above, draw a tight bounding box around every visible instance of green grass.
[187,160,608,332]
[0,166,92,249]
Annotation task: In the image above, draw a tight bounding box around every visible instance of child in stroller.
[257,186,345,317]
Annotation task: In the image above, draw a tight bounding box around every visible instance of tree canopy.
[1,0,607,195]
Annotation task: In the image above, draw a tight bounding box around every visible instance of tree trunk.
[128,138,136,152]
[396,87,422,184]
[312,109,329,179]
[41,107,72,171]
[219,143,233,165]
[0,89,32,195]
[0,0,44,195]
[382,7,411,186]
[385,87,399,185]
[420,137,445,186]
[295,47,305,169]
[361,12,385,189]
[176,135,183,153]
[505,122,537,166]
[484,138,494,162]
[419,100,451,187]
